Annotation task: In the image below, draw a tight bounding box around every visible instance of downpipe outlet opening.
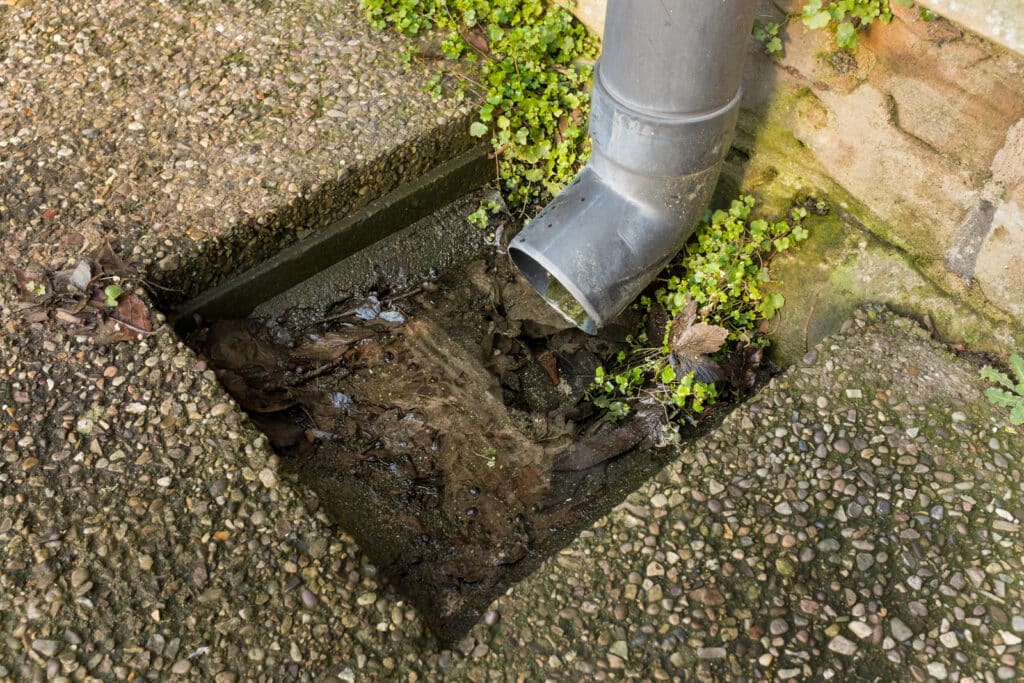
[509,246,597,335]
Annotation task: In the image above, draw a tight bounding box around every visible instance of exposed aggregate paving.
[0,0,476,301]
[3,261,1022,682]
[2,0,1023,680]
[430,309,1024,682]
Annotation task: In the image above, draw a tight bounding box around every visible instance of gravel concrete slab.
[430,308,1024,681]
[0,0,477,301]
[2,1,1023,681]
[0,306,443,680]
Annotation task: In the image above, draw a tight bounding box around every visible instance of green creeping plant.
[589,196,811,422]
[980,354,1024,425]
[802,0,915,50]
[361,0,598,207]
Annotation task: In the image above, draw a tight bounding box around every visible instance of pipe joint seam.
[589,62,742,178]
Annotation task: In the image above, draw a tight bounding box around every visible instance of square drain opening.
[165,157,735,641]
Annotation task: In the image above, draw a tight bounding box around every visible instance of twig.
[303,307,359,330]
[109,317,159,338]
[289,357,349,385]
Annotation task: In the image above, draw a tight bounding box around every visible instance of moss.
[718,88,1024,364]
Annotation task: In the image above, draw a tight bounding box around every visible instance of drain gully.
[170,150,738,642]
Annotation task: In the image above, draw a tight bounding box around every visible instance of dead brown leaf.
[724,344,764,396]
[95,294,153,344]
[463,29,490,55]
[90,241,132,278]
[9,266,48,296]
[666,301,728,383]
[535,351,560,386]
[55,309,84,325]
[669,321,729,358]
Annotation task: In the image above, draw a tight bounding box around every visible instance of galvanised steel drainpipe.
[509,0,759,334]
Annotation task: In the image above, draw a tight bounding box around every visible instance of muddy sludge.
[187,250,712,640]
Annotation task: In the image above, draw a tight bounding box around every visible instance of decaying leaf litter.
[188,246,767,639]
[6,243,154,344]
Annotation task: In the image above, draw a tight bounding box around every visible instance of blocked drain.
[171,162,727,640]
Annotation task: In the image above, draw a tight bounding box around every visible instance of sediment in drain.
[187,252,680,640]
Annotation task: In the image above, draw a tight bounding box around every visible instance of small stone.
[357,592,377,606]
[258,468,278,488]
[31,639,60,657]
[71,566,90,588]
[939,631,958,648]
[171,660,191,675]
[890,618,913,642]
[125,402,147,415]
[966,567,985,587]
[849,621,873,639]
[828,635,858,655]
[818,538,840,552]
[210,403,233,417]
[650,493,668,508]
[689,586,725,606]
[856,553,874,571]
[301,589,318,607]
[926,662,948,680]
[770,618,789,636]
[775,501,792,515]
[697,647,726,659]
[1000,630,1022,646]
[609,640,628,661]
[833,439,851,454]
[845,389,863,399]
[68,261,92,290]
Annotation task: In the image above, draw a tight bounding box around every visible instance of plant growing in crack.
[760,0,935,56]
[104,284,124,308]
[590,196,811,424]
[980,355,1024,425]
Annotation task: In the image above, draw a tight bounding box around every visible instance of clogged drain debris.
[188,253,691,640]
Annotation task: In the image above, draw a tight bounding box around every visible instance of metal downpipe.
[509,0,759,334]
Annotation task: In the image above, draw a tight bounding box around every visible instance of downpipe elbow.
[509,0,758,334]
